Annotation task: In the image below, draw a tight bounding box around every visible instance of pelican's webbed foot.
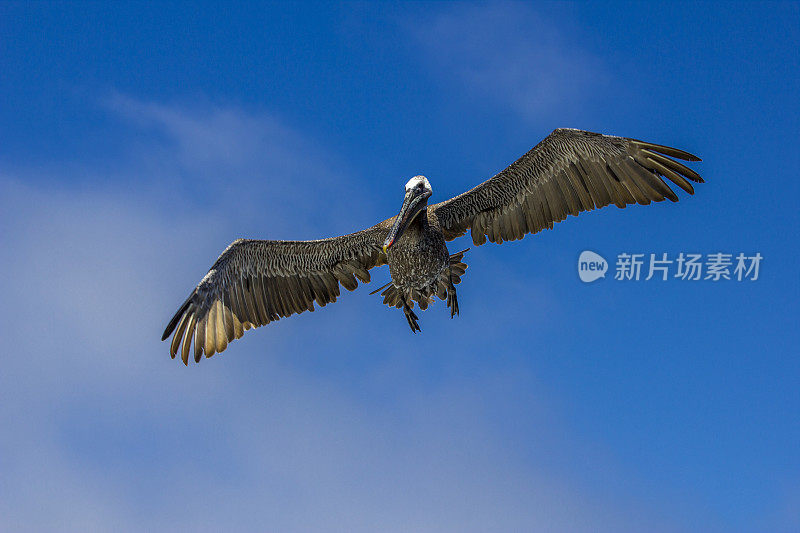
[402,300,421,333]
[447,281,459,318]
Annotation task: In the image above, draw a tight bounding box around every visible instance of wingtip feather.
[162,294,193,341]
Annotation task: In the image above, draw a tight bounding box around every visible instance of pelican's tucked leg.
[402,298,421,333]
[445,249,468,319]
[447,279,459,318]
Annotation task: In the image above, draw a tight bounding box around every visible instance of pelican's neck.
[412,203,429,229]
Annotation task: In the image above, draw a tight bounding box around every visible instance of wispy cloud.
[102,93,376,238]
[409,3,607,121]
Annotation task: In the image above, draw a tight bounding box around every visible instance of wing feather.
[169,307,191,358]
[162,222,390,363]
[194,315,206,363]
[181,314,196,365]
[432,128,702,244]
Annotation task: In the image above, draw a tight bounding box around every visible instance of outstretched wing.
[162,221,391,364]
[432,128,703,244]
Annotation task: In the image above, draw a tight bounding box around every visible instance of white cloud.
[102,93,378,239]
[409,3,608,121]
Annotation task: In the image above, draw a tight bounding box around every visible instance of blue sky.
[1,2,799,531]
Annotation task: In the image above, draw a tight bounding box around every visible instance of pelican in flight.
[163,128,703,364]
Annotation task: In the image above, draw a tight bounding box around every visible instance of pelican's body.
[373,180,464,330]
[162,128,704,363]
[387,214,449,290]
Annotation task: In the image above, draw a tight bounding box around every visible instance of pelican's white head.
[405,175,432,195]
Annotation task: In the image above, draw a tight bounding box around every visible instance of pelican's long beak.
[383,188,429,254]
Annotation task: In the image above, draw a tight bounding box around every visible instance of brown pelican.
[162,128,702,364]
